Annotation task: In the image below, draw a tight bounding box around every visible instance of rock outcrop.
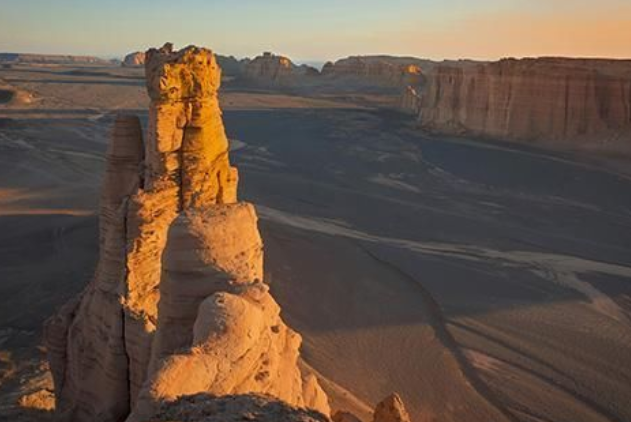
[44,42,415,422]
[242,52,318,86]
[44,43,328,422]
[322,57,424,87]
[215,55,246,77]
[122,51,146,67]
[372,394,411,422]
[0,53,108,65]
[419,58,631,151]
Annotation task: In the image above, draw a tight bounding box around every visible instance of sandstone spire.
[44,44,328,422]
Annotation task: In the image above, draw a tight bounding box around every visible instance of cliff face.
[44,43,328,422]
[243,52,318,86]
[322,57,424,87]
[420,58,631,150]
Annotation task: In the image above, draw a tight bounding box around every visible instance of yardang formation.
[44,43,328,422]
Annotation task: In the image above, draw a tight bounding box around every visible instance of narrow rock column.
[46,44,329,422]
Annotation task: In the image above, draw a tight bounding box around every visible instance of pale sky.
[1,0,630,61]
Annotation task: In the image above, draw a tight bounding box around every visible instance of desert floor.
[1,64,630,422]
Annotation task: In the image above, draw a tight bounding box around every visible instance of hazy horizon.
[1,0,630,62]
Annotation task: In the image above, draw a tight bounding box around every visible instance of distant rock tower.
[44,43,329,422]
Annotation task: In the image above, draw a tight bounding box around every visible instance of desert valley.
[0,16,630,422]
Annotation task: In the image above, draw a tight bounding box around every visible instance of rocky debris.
[139,394,329,422]
[122,51,146,67]
[322,57,424,87]
[372,394,411,422]
[243,52,318,86]
[419,57,631,150]
[44,43,328,422]
[399,86,421,115]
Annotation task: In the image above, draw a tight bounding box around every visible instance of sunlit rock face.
[322,57,424,87]
[242,52,318,86]
[372,394,411,422]
[122,51,146,67]
[420,58,631,150]
[44,43,329,422]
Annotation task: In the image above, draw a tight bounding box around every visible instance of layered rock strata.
[322,57,424,87]
[420,58,631,150]
[44,43,327,422]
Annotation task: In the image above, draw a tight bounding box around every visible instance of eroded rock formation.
[372,394,411,422]
[420,58,631,151]
[243,52,318,86]
[122,51,146,67]
[215,55,246,77]
[322,57,424,87]
[44,43,328,422]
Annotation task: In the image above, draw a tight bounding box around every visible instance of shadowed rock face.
[420,58,631,150]
[44,43,329,422]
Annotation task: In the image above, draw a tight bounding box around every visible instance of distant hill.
[336,55,485,71]
[0,53,111,65]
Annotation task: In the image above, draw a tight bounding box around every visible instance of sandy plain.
[0,63,630,422]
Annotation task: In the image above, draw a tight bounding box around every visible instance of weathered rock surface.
[372,394,411,422]
[44,43,328,422]
[322,57,423,87]
[122,51,146,67]
[243,52,318,86]
[138,394,329,422]
[420,58,631,151]
[128,206,329,420]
